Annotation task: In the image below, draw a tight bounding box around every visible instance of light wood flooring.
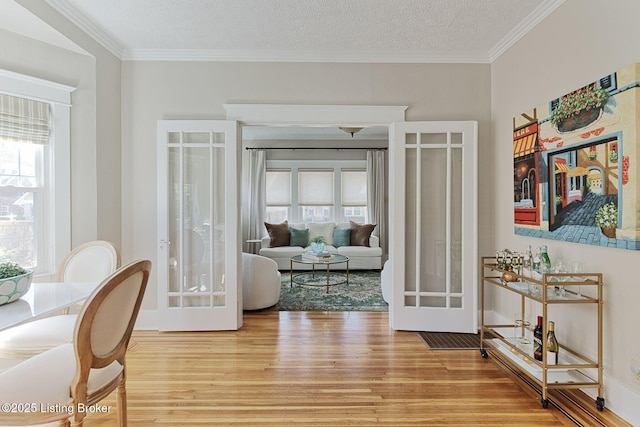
[84,311,627,426]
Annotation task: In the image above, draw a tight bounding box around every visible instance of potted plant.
[309,236,327,254]
[594,202,618,238]
[0,261,33,306]
[550,85,609,132]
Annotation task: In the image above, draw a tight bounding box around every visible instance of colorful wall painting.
[514,63,640,250]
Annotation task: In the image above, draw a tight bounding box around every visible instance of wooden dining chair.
[0,240,119,362]
[0,259,151,427]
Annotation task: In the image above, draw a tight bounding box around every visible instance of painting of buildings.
[514,63,640,250]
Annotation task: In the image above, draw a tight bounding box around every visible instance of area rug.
[269,270,388,312]
[417,331,480,350]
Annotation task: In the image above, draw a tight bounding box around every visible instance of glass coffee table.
[290,254,350,293]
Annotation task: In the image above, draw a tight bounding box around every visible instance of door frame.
[225,103,406,321]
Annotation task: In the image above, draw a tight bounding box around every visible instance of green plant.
[550,85,609,128]
[0,262,28,280]
[310,236,327,244]
[609,149,618,162]
[594,202,618,228]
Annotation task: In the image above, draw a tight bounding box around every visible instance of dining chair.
[0,259,151,427]
[0,240,119,362]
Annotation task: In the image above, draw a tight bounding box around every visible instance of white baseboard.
[134,309,159,330]
[583,376,639,426]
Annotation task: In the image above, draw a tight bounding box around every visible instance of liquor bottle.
[523,245,533,277]
[541,245,552,272]
[532,247,541,273]
[546,321,559,365]
[533,316,543,361]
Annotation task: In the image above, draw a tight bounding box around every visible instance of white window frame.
[266,160,367,224]
[0,70,74,276]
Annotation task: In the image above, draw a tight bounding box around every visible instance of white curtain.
[242,149,266,253]
[367,150,387,256]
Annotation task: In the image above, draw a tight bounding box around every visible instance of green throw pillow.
[333,227,351,247]
[290,227,309,247]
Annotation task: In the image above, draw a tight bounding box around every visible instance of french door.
[157,120,242,331]
[389,121,478,333]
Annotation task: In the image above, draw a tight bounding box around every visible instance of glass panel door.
[390,122,477,333]
[158,121,241,331]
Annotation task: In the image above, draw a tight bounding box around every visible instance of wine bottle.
[546,321,559,365]
[533,316,543,361]
[541,245,552,272]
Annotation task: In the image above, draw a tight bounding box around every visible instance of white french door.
[157,120,242,331]
[389,121,478,333]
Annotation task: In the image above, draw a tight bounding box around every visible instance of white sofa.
[259,222,382,270]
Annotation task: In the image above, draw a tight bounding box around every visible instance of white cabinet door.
[157,120,242,331]
[389,121,478,333]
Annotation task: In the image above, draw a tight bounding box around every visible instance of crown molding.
[123,49,490,63]
[489,0,566,62]
[45,0,124,58]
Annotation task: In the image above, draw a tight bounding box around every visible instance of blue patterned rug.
[268,270,388,312]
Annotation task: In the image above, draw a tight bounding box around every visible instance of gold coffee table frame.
[290,254,350,293]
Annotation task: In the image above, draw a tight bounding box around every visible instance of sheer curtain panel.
[243,149,266,253]
[367,150,387,255]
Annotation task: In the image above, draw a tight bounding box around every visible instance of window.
[0,71,73,274]
[0,139,41,268]
[266,160,367,224]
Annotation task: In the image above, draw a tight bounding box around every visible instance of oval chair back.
[58,240,120,283]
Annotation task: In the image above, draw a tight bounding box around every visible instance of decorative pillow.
[333,227,351,248]
[308,222,336,246]
[264,220,290,247]
[290,227,309,247]
[349,221,376,247]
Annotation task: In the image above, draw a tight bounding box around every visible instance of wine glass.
[571,261,583,297]
[554,259,567,296]
[514,312,531,346]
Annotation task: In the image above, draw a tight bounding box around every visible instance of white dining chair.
[0,259,151,427]
[0,240,119,364]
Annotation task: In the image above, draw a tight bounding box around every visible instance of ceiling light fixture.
[339,127,363,138]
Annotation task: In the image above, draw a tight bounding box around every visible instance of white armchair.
[381,260,392,304]
[242,253,281,310]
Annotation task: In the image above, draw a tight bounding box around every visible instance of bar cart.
[479,256,604,410]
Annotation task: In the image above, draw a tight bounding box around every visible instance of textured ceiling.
[43,0,565,62]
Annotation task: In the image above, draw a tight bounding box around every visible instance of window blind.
[266,169,291,205]
[299,169,333,205]
[0,93,51,145]
[341,170,367,206]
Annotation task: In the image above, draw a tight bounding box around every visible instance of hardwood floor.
[84,311,624,426]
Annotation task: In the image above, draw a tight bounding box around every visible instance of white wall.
[491,0,640,423]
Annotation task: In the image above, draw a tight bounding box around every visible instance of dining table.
[0,281,99,332]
